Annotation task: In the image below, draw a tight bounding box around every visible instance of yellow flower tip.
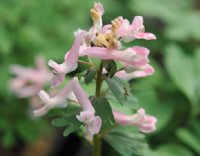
[111,18,121,31]
[90,9,100,22]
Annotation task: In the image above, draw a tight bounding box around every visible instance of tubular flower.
[113,108,157,133]
[9,56,52,98]
[33,79,74,117]
[48,31,85,87]
[115,64,154,80]
[72,77,102,136]
[90,2,105,31]
[34,77,102,136]
[117,16,156,42]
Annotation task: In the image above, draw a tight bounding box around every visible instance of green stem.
[93,134,102,156]
[95,61,103,97]
[78,60,96,67]
[93,61,104,156]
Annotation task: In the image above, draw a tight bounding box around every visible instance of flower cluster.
[10,2,157,137]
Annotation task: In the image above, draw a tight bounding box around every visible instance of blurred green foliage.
[1,0,200,155]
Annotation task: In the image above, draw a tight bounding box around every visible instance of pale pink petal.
[76,111,95,123]
[131,16,144,32]
[38,90,50,102]
[94,2,104,16]
[71,77,102,136]
[64,32,85,69]
[113,108,157,133]
[138,115,157,133]
[112,111,133,125]
[134,32,156,40]
[72,77,94,111]
[81,47,149,67]
[9,78,26,91]
[48,32,84,87]
[33,104,50,117]
[48,60,67,74]
[51,74,65,88]
[132,46,150,57]
[16,85,40,98]
[115,65,154,80]
[10,65,28,76]
[117,16,156,42]
[87,116,102,136]
[81,47,131,63]
[33,80,75,117]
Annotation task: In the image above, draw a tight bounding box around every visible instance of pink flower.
[117,16,156,42]
[80,46,149,67]
[33,79,74,117]
[72,77,102,136]
[90,2,105,32]
[48,32,85,87]
[9,56,52,98]
[34,77,102,136]
[113,108,157,133]
[115,64,154,80]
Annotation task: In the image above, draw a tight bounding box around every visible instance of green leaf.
[51,105,82,137]
[61,105,81,117]
[143,144,193,156]
[52,118,69,127]
[105,126,147,156]
[165,44,199,115]
[156,144,193,156]
[85,68,97,84]
[92,97,115,130]
[113,77,131,93]
[103,60,117,77]
[107,91,139,113]
[166,12,200,41]
[176,128,200,154]
[63,122,81,137]
[105,78,125,105]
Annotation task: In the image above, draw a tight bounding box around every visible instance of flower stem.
[95,61,103,97]
[78,60,96,67]
[93,134,102,156]
[93,61,104,156]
